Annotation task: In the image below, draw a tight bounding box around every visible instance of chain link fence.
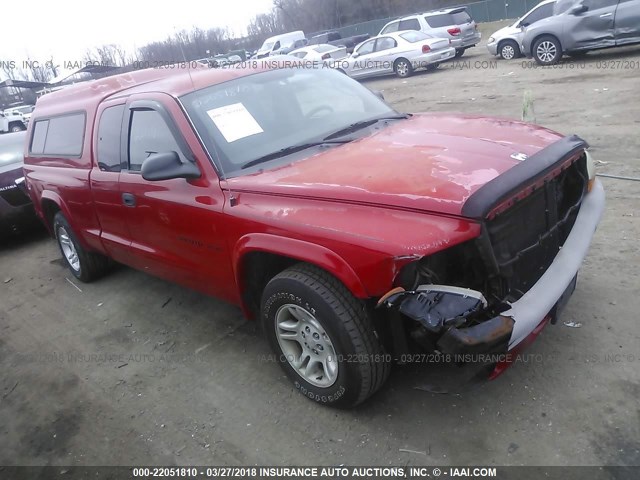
[335,0,541,38]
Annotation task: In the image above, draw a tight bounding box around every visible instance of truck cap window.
[30,113,85,156]
[97,105,125,172]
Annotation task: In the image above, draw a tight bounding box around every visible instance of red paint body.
[23,67,564,317]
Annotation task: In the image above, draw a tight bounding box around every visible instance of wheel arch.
[393,57,410,68]
[531,33,562,57]
[233,233,369,319]
[8,120,25,131]
[498,38,520,55]
[40,192,90,248]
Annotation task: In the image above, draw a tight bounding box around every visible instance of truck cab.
[23,66,604,408]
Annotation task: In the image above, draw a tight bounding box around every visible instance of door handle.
[122,192,136,207]
[600,12,613,17]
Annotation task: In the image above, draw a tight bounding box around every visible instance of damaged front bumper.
[381,180,605,369]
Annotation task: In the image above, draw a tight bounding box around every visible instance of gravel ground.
[1,21,639,473]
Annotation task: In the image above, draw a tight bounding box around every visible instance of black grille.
[485,156,588,299]
[0,185,31,207]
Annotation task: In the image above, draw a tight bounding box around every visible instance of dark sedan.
[0,132,36,235]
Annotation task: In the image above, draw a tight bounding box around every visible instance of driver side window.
[128,110,183,172]
[375,37,397,52]
[522,3,554,24]
[356,39,376,55]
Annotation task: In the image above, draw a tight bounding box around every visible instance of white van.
[255,31,306,58]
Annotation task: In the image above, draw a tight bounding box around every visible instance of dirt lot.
[1,21,639,472]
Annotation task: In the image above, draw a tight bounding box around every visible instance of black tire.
[394,58,413,78]
[455,48,466,58]
[499,40,520,60]
[53,212,111,282]
[533,35,562,65]
[425,62,440,72]
[261,263,390,408]
[9,122,25,132]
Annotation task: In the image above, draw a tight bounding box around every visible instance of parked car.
[255,31,306,58]
[487,0,556,59]
[4,105,35,124]
[289,44,348,62]
[0,111,27,134]
[308,31,371,54]
[340,30,455,79]
[522,0,640,65]
[0,132,36,235]
[379,7,481,57]
[272,38,309,56]
[23,64,603,407]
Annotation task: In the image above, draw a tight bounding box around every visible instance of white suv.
[379,7,481,57]
[0,112,27,134]
[3,105,35,124]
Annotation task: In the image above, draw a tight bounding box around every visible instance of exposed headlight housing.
[585,150,596,192]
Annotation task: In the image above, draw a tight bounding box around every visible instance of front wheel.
[9,123,25,133]
[53,212,111,282]
[261,264,390,408]
[394,58,413,78]
[499,40,520,60]
[533,36,562,65]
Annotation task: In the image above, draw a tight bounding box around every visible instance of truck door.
[90,100,133,264]
[614,0,640,45]
[566,0,617,50]
[117,93,235,301]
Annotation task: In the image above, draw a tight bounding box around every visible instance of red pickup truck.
[23,65,604,407]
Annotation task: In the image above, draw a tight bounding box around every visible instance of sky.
[1,0,274,78]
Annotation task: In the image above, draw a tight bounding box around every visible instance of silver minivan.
[522,0,640,64]
[379,7,481,57]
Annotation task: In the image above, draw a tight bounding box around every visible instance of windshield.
[181,68,396,177]
[260,41,275,51]
[0,131,26,167]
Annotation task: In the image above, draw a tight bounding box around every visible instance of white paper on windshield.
[206,103,263,143]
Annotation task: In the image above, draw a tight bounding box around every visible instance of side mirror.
[569,4,588,14]
[519,21,530,28]
[351,52,360,58]
[141,151,201,181]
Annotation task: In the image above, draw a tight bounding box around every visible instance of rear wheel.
[9,122,25,132]
[261,264,390,408]
[53,212,111,282]
[455,48,466,58]
[533,35,562,65]
[394,58,413,78]
[499,40,520,60]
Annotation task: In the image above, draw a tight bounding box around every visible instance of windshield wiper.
[241,140,349,170]
[322,114,410,141]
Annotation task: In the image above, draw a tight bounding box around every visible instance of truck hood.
[226,113,564,217]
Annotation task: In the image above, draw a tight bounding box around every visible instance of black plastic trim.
[461,134,588,219]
